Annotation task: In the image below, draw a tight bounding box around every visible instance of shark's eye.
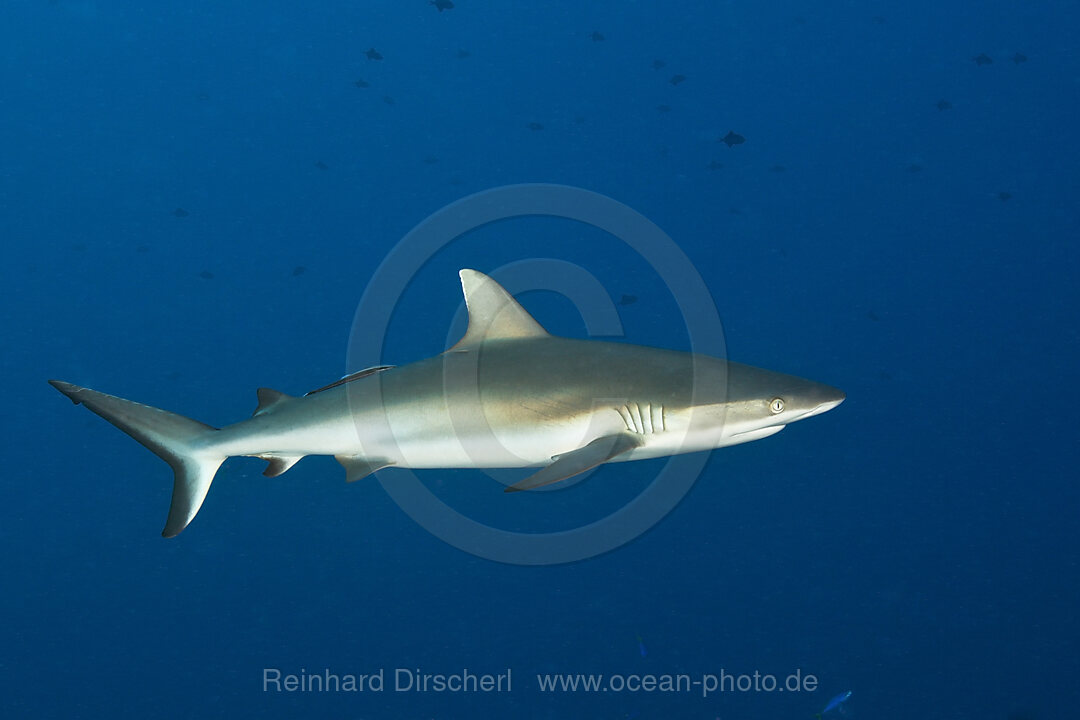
[769,397,785,414]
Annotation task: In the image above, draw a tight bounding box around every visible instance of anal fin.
[505,433,641,493]
[335,455,394,483]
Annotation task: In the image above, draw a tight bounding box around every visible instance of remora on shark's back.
[49,269,844,537]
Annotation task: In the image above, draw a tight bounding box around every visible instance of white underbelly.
[383,418,604,468]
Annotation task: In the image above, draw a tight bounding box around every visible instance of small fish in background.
[314,160,329,171]
[430,0,454,11]
[719,130,745,147]
[172,207,189,218]
[527,122,544,131]
[973,53,993,66]
[353,79,370,89]
[383,95,396,105]
[998,191,1012,202]
[936,99,952,111]
[199,270,214,280]
[620,294,638,306]
[292,266,306,277]
[656,104,671,114]
[423,155,440,165]
[707,160,723,171]
[770,164,787,172]
[590,31,605,42]
[456,48,471,59]
[815,690,851,719]
[906,163,923,173]
[1011,52,1027,65]
[669,74,687,86]
[652,59,666,70]
[365,48,383,61]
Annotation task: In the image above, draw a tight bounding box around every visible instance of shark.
[49,269,844,537]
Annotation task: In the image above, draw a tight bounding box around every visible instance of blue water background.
[2,1,1077,718]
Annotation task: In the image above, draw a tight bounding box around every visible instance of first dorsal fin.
[451,269,550,350]
[253,388,295,416]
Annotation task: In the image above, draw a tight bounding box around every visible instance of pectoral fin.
[504,434,641,493]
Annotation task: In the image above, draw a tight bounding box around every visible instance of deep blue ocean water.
[3,1,1077,718]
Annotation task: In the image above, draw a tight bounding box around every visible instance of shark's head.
[714,362,845,445]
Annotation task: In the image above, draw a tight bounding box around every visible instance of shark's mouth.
[794,398,845,421]
[729,425,786,441]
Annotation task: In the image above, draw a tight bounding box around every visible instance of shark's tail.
[49,380,226,537]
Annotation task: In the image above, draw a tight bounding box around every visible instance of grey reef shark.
[50,270,844,537]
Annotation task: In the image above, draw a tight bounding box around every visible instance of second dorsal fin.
[253,388,295,416]
[450,269,550,350]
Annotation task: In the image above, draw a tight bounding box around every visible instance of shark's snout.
[800,385,845,419]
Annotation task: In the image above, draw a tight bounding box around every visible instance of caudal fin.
[49,380,225,537]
